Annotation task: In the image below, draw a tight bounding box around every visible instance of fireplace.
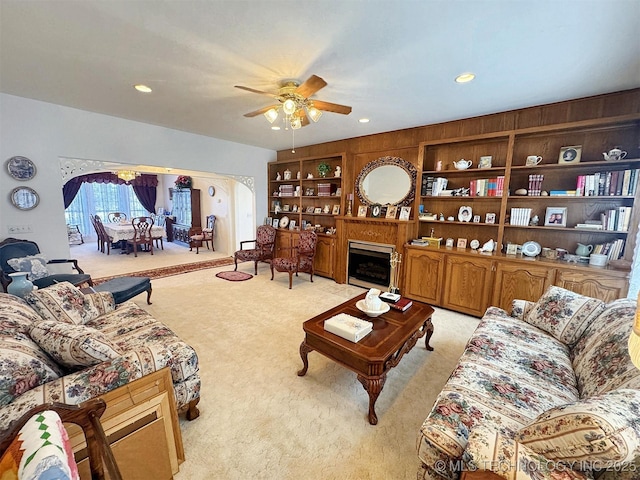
[347,240,394,290]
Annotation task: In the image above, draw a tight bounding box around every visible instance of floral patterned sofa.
[418,286,640,480]
[0,282,201,436]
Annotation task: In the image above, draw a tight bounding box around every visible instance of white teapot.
[603,148,627,161]
[453,159,472,170]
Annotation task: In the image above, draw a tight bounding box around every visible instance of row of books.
[527,174,545,196]
[421,176,449,196]
[593,239,626,261]
[510,208,532,226]
[576,170,638,197]
[469,176,505,197]
[601,207,633,232]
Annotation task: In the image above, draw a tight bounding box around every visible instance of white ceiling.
[1,0,639,153]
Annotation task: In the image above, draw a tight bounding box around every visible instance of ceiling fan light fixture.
[290,117,302,130]
[282,98,297,115]
[264,108,278,123]
[307,106,322,122]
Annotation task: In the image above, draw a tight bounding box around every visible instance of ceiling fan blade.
[234,85,278,97]
[243,105,279,117]
[295,75,327,98]
[298,110,310,127]
[312,100,352,115]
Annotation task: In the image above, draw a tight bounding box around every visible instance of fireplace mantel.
[335,216,415,285]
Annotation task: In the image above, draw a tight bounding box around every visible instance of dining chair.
[150,213,166,249]
[89,214,102,252]
[108,212,127,223]
[127,216,154,257]
[189,214,216,254]
[234,225,276,274]
[94,215,114,255]
[270,230,317,289]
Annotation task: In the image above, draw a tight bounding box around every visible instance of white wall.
[0,93,274,258]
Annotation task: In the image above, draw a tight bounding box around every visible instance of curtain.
[62,172,158,211]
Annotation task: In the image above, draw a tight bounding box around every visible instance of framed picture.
[479,156,493,169]
[472,215,481,223]
[485,213,496,224]
[371,204,382,217]
[386,205,398,219]
[544,207,567,226]
[283,204,290,212]
[558,145,582,164]
[399,206,411,221]
[357,205,368,217]
[265,217,273,226]
[306,206,314,213]
[272,218,279,228]
[314,207,322,214]
[332,205,340,215]
[506,243,518,255]
[457,238,467,249]
[289,220,296,230]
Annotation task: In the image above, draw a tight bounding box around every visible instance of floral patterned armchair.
[233,225,276,274]
[270,230,317,289]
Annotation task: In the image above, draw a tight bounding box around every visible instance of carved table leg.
[297,341,313,376]
[357,374,387,425]
[424,318,434,351]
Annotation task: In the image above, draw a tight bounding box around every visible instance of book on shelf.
[550,190,578,196]
[510,207,532,226]
[389,297,413,312]
[600,206,633,231]
[575,223,603,230]
[324,314,373,343]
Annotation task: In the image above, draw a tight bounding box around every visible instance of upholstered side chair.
[271,230,317,289]
[234,225,276,274]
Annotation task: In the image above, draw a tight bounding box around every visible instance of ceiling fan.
[234,75,352,130]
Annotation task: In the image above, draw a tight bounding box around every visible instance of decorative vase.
[7,272,34,298]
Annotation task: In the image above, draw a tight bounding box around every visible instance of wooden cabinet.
[268,154,345,279]
[404,248,443,304]
[442,254,494,317]
[170,188,201,245]
[69,368,184,479]
[491,261,555,311]
[555,268,629,303]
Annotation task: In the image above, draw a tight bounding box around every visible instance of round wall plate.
[522,241,542,257]
[10,186,39,210]
[6,156,37,181]
[279,215,289,228]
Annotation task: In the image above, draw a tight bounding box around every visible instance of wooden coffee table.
[298,292,434,425]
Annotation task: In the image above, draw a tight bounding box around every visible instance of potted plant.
[317,162,331,178]
[175,175,193,190]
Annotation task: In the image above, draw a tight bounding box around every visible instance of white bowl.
[356,299,390,317]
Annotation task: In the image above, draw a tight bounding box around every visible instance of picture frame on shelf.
[314,207,323,214]
[289,220,296,230]
[473,215,481,223]
[265,217,273,226]
[386,205,398,219]
[399,206,411,221]
[506,243,518,255]
[485,213,496,224]
[479,156,493,169]
[457,238,467,249]
[544,207,567,227]
[371,204,382,218]
[558,145,582,164]
[332,205,340,215]
[272,218,280,228]
[306,206,315,213]
[283,204,290,212]
[445,238,455,247]
[357,205,368,217]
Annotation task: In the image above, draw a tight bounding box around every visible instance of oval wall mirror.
[10,186,40,210]
[355,156,417,207]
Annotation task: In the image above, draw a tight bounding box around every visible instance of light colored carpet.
[118,263,481,480]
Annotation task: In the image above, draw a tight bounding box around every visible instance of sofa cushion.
[516,389,640,466]
[524,286,605,346]
[572,298,640,398]
[7,254,49,281]
[24,282,100,325]
[464,426,589,479]
[29,320,123,369]
[0,293,43,335]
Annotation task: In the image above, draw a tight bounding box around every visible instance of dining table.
[103,223,166,243]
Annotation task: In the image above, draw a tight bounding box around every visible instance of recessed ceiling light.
[134,84,152,93]
[455,73,475,83]
[271,126,281,130]
[359,118,370,123]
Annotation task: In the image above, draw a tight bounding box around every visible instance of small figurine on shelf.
[307,173,314,179]
[334,166,341,177]
[439,213,445,221]
[296,171,301,179]
[284,169,292,180]
[530,215,539,226]
[317,162,331,178]
[276,171,281,181]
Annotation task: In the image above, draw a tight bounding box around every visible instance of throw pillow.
[6,254,49,280]
[24,282,100,325]
[29,320,122,369]
[524,286,604,345]
[516,389,640,465]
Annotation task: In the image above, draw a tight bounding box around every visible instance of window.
[65,183,148,235]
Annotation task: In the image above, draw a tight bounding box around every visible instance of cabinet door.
[492,262,555,311]
[555,269,629,303]
[314,235,335,278]
[442,255,494,317]
[275,230,293,256]
[403,249,444,305]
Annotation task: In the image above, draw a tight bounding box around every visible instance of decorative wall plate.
[522,241,542,257]
[470,239,480,250]
[6,156,36,180]
[458,206,472,222]
[279,215,289,228]
[10,186,39,210]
